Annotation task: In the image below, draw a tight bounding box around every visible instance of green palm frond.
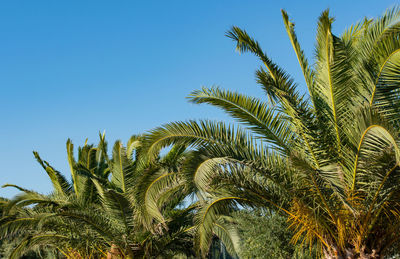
[8,233,67,259]
[110,140,135,193]
[126,134,142,161]
[281,10,316,103]
[188,87,293,151]
[212,216,240,257]
[66,139,81,198]
[93,180,133,234]
[146,120,254,161]
[227,26,311,122]
[194,196,241,256]
[33,151,71,197]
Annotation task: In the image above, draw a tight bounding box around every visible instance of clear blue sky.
[0,0,396,198]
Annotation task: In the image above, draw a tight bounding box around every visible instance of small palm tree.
[146,7,400,258]
[1,136,110,258]
[0,135,197,258]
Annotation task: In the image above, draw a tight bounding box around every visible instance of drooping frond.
[145,120,254,160]
[211,216,240,257]
[227,26,312,122]
[8,233,68,259]
[194,196,241,257]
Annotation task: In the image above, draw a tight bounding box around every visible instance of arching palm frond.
[188,87,293,152]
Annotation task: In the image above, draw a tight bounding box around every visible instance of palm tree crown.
[1,135,198,258]
[146,7,400,258]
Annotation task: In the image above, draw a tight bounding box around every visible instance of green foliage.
[1,133,239,258]
[4,5,400,259]
[0,135,200,258]
[234,209,317,259]
[0,237,59,259]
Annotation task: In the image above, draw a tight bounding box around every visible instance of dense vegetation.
[2,6,400,259]
[234,209,317,258]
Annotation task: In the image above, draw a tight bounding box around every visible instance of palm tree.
[0,135,198,258]
[1,135,116,258]
[145,7,400,258]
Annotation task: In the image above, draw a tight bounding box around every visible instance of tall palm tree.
[145,7,400,258]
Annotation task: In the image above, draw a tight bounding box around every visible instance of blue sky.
[0,0,397,198]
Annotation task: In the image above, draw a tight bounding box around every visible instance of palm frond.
[188,87,293,151]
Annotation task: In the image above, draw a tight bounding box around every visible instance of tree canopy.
[3,6,400,259]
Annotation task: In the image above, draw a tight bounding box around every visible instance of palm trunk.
[323,246,344,259]
[107,244,123,259]
[323,246,380,259]
[106,244,135,259]
[359,247,380,259]
[125,246,134,259]
[68,250,83,259]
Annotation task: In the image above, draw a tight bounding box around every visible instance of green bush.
[234,209,317,259]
